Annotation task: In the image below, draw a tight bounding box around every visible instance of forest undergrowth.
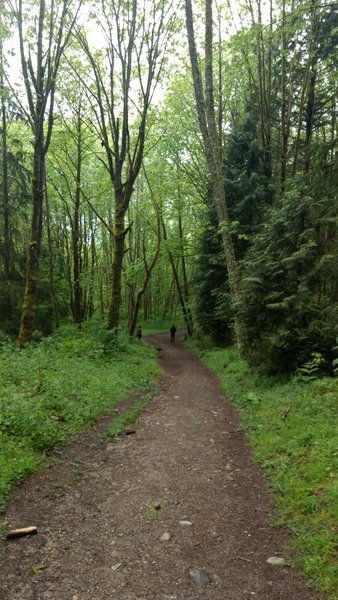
[190,341,338,600]
[0,322,160,512]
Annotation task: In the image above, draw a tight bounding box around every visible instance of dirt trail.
[0,332,322,600]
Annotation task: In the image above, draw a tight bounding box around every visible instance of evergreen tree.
[241,181,338,373]
[194,200,232,344]
[195,114,271,345]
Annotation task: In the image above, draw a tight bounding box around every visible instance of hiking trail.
[0,332,321,600]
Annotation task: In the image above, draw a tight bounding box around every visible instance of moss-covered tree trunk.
[185,0,244,352]
[72,111,83,324]
[18,127,44,347]
[15,0,80,346]
[45,180,59,328]
[107,194,126,331]
[0,37,11,320]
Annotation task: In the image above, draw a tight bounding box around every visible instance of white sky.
[4,0,273,105]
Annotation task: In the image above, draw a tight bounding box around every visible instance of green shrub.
[240,183,338,374]
[0,323,160,510]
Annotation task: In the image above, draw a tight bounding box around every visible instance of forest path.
[0,331,321,600]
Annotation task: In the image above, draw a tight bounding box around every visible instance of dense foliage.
[0,0,336,373]
[191,2,338,373]
[241,183,338,373]
[0,323,160,510]
[194,200,232,344]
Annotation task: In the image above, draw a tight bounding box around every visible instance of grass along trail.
[0,331,323,599]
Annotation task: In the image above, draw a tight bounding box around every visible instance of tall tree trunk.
[162,278,175,320]
[18,130,45,347]
[129,212,161,336]
[88,218,96,318]
[329,93,337,187]
[16,0,81,346]
[292,1,319,177]
[128,248,160,336]
[257,0,272,178]
[107,195,126,331]
[280,0,295,189]
[304,70,317,173]
[78,0,171,332]
[0,37,11,320]
[72,111,82,324]
[178,212,193,333]
[185,0,244,352]
[45,178,59,328]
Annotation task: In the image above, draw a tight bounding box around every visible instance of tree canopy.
[0,0,337,374]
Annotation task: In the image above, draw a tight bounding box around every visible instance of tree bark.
[18,129,45,347]
[0,35,11,320]
[107,194,126,331]
[72,109,83,324]
[280,0,295,189]
[45,178,59,328]
[16,0,81,346]
[292,1,319,177]
[178,212,193,333]
[78,0,171,331]
[304,70,317,173]
[185,0,244,352]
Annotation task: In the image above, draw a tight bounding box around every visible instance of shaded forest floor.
[0,332,323,599]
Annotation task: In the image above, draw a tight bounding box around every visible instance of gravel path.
[0,331,322,600]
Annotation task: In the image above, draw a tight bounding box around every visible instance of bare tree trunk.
[18,129,45,347]
[178,212,193,333]
[78,0,172,332]
[87,217,96,318]
[257,0,272,178]
[16,0,81,346]
[0,36,11,320]
[128,248,160,336]
[304,70,317,173]
[107,195,126,331]
[292,1,319,177]
[329,93,337,187]
[280,0,295,189]
[72,110,82,324]
[45,179,59,328]
[185,0,244,352]
[162,278,175,320]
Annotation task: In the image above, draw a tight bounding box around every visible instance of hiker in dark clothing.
[136,325,142,340]
[170,325,177,342]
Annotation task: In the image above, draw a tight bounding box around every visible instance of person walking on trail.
[136,326,142,340]
[170,325,177,342]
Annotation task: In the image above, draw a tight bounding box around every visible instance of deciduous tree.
[184,0,244,352]
[7,0,82,346]
[78,0,175,331]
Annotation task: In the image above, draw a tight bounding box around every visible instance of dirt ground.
[0,331,322,600]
